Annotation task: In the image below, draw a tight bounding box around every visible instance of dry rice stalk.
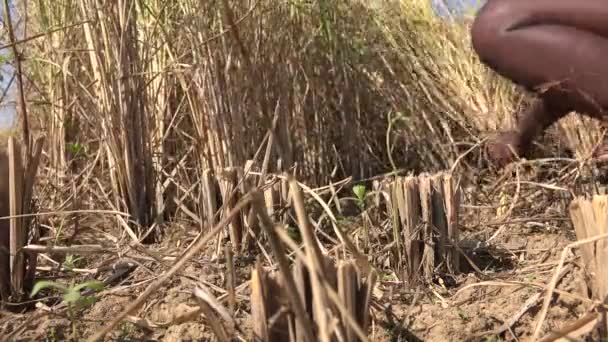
[538,310,601,342]
[21,244,107,254]
[381,171,461,284]
[272,223,376,342]
[251,175,376,341]
[533,226,608,340]
[8,137,24,296]
[251,190,317,342]
[193,285,234,342]
[289,175,332,342]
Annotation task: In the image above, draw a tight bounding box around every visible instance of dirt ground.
[0,160,603,342]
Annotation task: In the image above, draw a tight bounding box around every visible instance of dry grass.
[0,0,604,340]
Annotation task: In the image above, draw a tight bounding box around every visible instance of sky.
[430,0,487,19]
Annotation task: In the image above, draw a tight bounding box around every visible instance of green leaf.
[352,184,367,202]
[286,225,302,243]
[63,289,81,304]
[78,296,98,308]
[73,296,98,310]
[67,142,85,155]
[62,254,81,270]
[30,280,68,297]
[72,280,105,293]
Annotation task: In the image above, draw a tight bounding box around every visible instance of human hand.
[485,130,523,168]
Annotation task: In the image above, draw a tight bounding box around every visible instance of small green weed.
[61,255,83,271]
[456,309,470,322]
[352,183,367,211]
[285,224,302,243]
[31,280,105,340]
[67,142,86,157]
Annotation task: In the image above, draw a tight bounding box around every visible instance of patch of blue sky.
[430,0,486,20]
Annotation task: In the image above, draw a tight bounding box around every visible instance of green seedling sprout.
[31,280,105,340]
[352,184,367,211]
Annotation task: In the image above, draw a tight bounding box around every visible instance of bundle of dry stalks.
[551,195,608,341]
[374,171,460,284]
[0,0,46,306]
[249,177,376,342]
[0,135,44,307]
